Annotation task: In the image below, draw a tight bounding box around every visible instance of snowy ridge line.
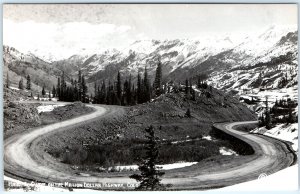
[252,133,298,166]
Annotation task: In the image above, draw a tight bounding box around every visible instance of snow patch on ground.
[217,164,298,191]
[36,104,65,113]
[219,147,238,156]
[9,86,20,91]
[171,136,213,144]
[171,139,193,144]
[115,162,197,171]
[252,123,298,151]
[202,135,212,141]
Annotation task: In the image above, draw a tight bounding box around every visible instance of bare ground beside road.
[4,103,296,190]
[4,100,94,138]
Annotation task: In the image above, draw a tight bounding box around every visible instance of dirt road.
[4,103,296,190]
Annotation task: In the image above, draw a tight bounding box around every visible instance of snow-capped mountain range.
[3,25,298,94]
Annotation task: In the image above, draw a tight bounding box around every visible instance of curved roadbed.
[4,104,297,190]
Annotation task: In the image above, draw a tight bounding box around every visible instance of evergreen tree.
[81,75,88,103]
[52,86,56,97]
[185,108,191,117]
[117,71,122,105]
[153,60,162,96]
[18,78,24,90]
[265,97,271,129]
[26,75,31,90]
[275,99,278,106]
[123,79,129,105]
[132,84,137,105]
[127,75,133,105]
[100,80,106,104]
[57,77,61,99]
[60,72,66,101]
[6,72,10,89]
[197,76,201,89]
[130,126,165,190]
[192,88,196,101]
[287,105,294,124]
[42,85,46,96]
[78,70,82,101]
[137,73,143,104]
[185,79,189,94]
[107,81,113,105]
[259,115,265,127]
[94,82,98,103]
[143,67,151,102]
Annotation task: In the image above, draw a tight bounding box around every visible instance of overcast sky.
[3,4,298,60]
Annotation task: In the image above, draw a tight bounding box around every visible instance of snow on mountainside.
[234,25,297,65]
[69,25,296,86]
[205,25,297,93]
[3,46,45,64]
[81,34,241,79]
[3,25,298,93]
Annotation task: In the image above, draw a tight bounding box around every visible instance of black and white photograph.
[2,3,298,191]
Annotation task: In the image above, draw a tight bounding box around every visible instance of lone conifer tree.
[185,79,189,94]
[265,97,271,129]
[6,72,10,89]
[18,78,24,90]
[26,75,31,90]
[42,85,46,96]
[52,86,56,97]
[130,126,165,190]
[185,108,191,117]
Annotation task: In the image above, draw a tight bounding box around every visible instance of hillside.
[40,86,256,152]
[3,87,94,138]
[3,46,61,93]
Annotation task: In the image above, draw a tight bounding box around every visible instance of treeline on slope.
[91,63,209,106]
[229,52,295,72]
[53,58,209,106]
[259,97,298,129]
[53,70,89,102]
[53,60,164,104]
[7,72,37,98]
